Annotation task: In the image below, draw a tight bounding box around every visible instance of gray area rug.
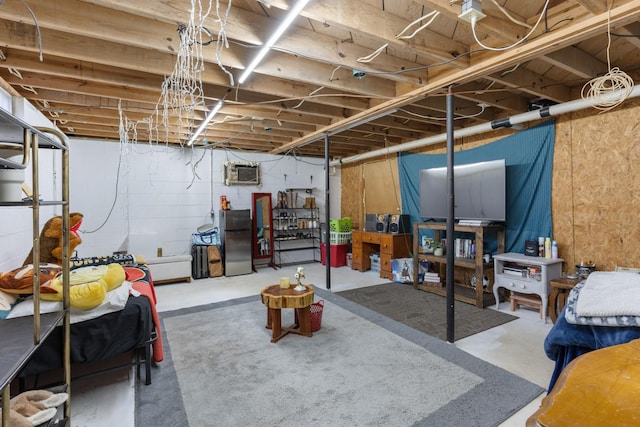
[338,282,518,341]
[136,287,542,426]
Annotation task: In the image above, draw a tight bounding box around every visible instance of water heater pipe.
[330,84,640,166]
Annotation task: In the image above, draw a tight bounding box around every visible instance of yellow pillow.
[103,264,125,291]
[69,281,107,310]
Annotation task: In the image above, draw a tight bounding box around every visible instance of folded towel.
[575,271,640,317]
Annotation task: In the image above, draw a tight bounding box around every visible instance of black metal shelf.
[272,205,320,267]
[0,311,66,391]
[0,200,69,207]
[0,107,71,426]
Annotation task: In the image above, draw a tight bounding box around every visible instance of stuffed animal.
[0,263,61,294]
[41,263,126,310]
[0,389,68,427]
[23,212,83,266]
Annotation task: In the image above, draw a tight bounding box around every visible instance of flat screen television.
[419,159,506,222]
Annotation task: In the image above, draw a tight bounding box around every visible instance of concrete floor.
[71,263,554,426]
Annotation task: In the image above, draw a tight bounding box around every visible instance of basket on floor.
[310,299,324,332]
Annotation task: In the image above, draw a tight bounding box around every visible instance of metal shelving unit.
[272,207,320,267]
[0,107,71,426]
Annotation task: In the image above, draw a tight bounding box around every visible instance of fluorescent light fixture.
[187,100,223,146]
[238,0,310,84]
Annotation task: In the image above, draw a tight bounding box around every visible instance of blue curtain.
[399,119,555,254]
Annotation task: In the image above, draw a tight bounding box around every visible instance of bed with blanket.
[544,271,640,391]
[4,255,163,386]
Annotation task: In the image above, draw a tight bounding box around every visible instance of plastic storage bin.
[330,218,352,232]
[370,253,380,272]
[329,231,351,244]
[320,243,348,267]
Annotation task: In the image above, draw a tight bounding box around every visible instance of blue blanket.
[544,307,640,391]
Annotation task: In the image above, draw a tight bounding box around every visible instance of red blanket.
[125,266,164,363]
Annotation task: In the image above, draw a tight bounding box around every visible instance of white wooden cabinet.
[493,252,563,322]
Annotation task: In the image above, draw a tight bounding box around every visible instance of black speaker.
[365,213,377,232]
[524,240,538,256]
[389,214,411,234]
[375,214,389,233]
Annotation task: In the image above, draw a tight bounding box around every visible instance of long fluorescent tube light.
[187,100,223,146]
[238,0,310,84]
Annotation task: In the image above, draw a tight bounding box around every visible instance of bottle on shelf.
[538,237,544,257]
[551,240,558,259]
[545,237,552,259]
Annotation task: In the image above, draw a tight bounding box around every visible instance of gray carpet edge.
[135,286,544,427]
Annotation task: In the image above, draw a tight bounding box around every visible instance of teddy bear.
[0,389,68,427]
[23,212,84,266]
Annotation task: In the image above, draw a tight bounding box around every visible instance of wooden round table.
[260,284,314,343]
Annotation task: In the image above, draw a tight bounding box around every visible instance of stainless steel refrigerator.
[219,209,252,276]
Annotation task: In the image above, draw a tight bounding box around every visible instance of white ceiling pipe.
[330,84,640,166]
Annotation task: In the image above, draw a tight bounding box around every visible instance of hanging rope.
[581,9,634,112]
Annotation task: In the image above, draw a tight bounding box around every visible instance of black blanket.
[19,294,152,377]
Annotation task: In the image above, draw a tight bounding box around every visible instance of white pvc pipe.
[330,84,640,166]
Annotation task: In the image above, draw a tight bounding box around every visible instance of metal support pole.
[446,86,455,343]
[324,133,331,289]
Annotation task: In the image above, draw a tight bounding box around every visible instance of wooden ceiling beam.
[78,0,425,86]
[272,0,640,153]
[266,0,469,68]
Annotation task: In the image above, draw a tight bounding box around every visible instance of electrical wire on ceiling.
[8,67,23,79]
[488,0,532,28]
[292,86,325,109]
[355,10,440,65]
[356,44,388,63]
[399,103,487,121]
[395,10,440,39]
[15,0,43,61]
[580,9,635,112]
[471,0,550,51]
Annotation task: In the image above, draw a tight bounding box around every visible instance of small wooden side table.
[548,277,582,324]
[260,284,315,343]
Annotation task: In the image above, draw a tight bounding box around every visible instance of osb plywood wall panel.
[340,163,363,230]
[564,99,640,271]
[340,158,400,231]
[551,116,576,268]
[363,158,401,215]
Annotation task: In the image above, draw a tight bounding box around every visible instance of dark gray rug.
[337,282,518,341]
[136,286,541,426]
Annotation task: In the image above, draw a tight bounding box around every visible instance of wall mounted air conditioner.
[223,161,260,186]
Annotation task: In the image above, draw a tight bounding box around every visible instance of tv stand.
[412,222,505,308]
